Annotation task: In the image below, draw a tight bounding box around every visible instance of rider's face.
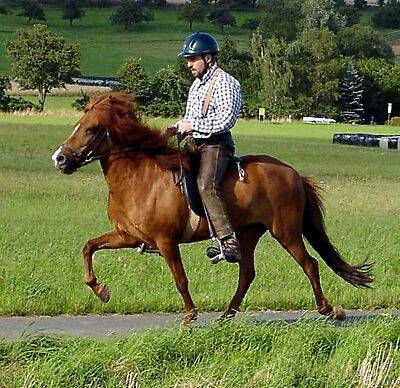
[186,54,213,78]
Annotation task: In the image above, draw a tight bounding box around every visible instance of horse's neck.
[100,153,172,195]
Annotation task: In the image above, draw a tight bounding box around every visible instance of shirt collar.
[199,62,219,85]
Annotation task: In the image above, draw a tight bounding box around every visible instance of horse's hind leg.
[222,225,266,319]
[83,230,139,303]
[279,235,346,320]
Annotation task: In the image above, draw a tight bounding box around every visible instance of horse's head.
[52,93,138,174]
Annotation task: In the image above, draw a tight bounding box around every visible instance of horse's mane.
[87,92,186,170]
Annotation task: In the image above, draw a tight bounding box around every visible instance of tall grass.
[0,319,398,387]
[0,117,399,316]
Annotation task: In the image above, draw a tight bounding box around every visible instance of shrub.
[373,5,400,29]
[72,90,89,111]
[0,74,37,112]
[391,117,400,126]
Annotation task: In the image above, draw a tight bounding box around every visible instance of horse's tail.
[302,177,373,288]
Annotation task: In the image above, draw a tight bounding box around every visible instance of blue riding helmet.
[178,32,219,58]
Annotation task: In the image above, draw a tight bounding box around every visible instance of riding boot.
[206,235,241,263]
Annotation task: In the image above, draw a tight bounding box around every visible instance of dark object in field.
[52,93,373,326]
[333,133,400,149]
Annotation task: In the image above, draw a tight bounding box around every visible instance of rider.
[175,32,242,263]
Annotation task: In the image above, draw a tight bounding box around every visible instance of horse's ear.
[108,94,116,103]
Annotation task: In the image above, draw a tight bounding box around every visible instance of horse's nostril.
[56,154,66,164]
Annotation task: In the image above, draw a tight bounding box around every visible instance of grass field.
[0,6,254,76]
[1,107,400,317]
[0,320,399,387]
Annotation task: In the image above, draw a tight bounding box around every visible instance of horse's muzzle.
[52,147,79,174]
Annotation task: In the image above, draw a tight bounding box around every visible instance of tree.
[110,0,153,30]
[62,0,85,26]
[0,75,10,102]
[145,65,189,117]
[116,57,150,103]
[217,35,251,84]
[358,58,400,123]
[339,63,364,123]
[353,0,367,10]
[300,0,346,33]
[373,4,400,29]
[0,1,8,14]
[289,29,341,115]
[6,24,80,110]
[258,0,299,41]
[177,2,205,31]
[336,25,394,59]
[207,9,236,32]
[19,0,46,23]
[335,4,360,27]
[251,30,294,116]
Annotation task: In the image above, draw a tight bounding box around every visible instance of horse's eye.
[85,126,95,133]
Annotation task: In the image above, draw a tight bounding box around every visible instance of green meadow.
[1,107,400,317]
[0,6,255,76]
[0,6,398,76]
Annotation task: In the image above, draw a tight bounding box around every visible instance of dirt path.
[0,309,398,340]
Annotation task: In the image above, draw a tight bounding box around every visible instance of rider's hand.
[162,125,178,138]
[178,121,192,134]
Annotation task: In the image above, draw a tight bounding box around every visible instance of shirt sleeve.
[190,79,242,135]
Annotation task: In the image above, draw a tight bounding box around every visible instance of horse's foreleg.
[157,240,197,326]
[83,230,139,303]
[222,225,265,319]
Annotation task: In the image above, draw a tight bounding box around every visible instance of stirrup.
[137,243,162,256]
[206,238,226,264]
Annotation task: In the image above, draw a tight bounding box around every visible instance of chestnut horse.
[52,93,372,325]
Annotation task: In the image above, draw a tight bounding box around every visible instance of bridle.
[61,127,169,171]
[62,127,111,169]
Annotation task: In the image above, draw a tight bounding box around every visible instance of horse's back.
[224,154,305,227]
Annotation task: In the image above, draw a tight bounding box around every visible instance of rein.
[65,128,178,169]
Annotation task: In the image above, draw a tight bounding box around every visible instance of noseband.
[63,128,110,169]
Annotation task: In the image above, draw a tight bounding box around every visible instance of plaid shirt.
[181,63,241,139]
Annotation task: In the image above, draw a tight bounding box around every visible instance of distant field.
[0,108,400,316]
[0,6,255,76]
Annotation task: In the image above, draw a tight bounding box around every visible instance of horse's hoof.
[98,284,111,303]
[215,309,237,324]
[332,306,346,321]
[180,309,198,328]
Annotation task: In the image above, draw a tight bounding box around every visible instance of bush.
[391,117,400,126]
[241,17,261,30]
[0,74,37,112]
[373,6,400,29]
[72,90,89,111]
[144,100,184,118]
[1,96,37,111]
